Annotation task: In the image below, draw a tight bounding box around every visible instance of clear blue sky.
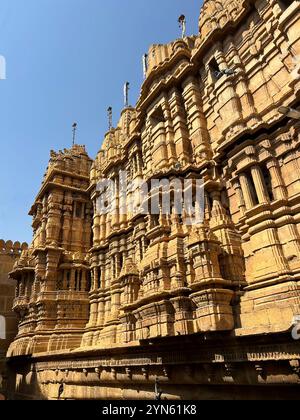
[0,0,202,244]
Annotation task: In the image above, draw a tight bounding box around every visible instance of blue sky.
[0,0,202,243]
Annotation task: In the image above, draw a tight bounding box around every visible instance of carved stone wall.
[6,0,300,399]
[0,240,28,397]
[7,146,93,357]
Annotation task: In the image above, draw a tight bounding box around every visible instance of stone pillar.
[82,270,87,292]
[168,87,191,166]
[182,76,211,164]
[160,100,177,167]
[40,197,48,247]
[46,192,63,246]
[228,39,260,127]
[93,215,100,246]
[93,267,99,291]
[70,269,76,292]
[89,301,98,327]
[99,215,106,244]
[266,160,287,201]
[63,270,68,290]
[15,280,20,298]
[83,203,92,251]
[45,250,60,292]
[137,152,143,174]
[214,50,245,138]
[90,269,95,292]
[116,254,121,278]
[251,165,269,204]
[111,177,120,231]
[119,174,128,229]
[25,274,31,297]
[62,193,72,248]
[99,265,104,290]
[239,173,255,210]
[104,297,111,324]
[20,276,25,296]
[97,298,105,327]
[232,179,246,217]
[151,106,169,170]
[110,285,121,322]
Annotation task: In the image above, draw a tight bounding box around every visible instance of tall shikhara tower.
[7,0,300,400]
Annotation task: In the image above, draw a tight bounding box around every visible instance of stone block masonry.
[6,0,300,400]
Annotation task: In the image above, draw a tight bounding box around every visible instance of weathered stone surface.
[0,240,28,398]
[5,0,300,399]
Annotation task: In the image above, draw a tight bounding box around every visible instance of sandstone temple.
[2,0,300,400]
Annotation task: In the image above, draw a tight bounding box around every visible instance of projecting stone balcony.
[13,296,30,312]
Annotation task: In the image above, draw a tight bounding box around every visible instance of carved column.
[20,275,25,296]
[111,177,120,230]
[100,214,107,244]
[46,192,63,246]
[97,299,105,327]
[232,179,246,217]
[82,269,87,292]
[89,301,98,328]
[168,87,191,166]
[93,267,99,291]
[251,165,269,204]
[214,49,245,138]
[266,159,287,201]
[239,173,255,210]
[70,269,76,292]
[182,75,211,164]
[228,38,260,127]
[93,214,100,246]
[150,107,169,170]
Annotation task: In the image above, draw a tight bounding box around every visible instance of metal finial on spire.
[124,82,130,108]
[72,122,77,146]
[178,15,187,38]
[143,54,148,79]
[107,106,113,131]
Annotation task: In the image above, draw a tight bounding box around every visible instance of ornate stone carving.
[5,0,300,401]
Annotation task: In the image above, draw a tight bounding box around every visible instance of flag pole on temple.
[72,122,77,146]
[124,82,130,108]
[107,107,113,131]
[178,15,186,38]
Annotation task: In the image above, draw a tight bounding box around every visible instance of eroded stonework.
[6,0,300,400]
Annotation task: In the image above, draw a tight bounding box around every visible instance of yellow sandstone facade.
[5,0,300,399]
[0,240,27,398]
